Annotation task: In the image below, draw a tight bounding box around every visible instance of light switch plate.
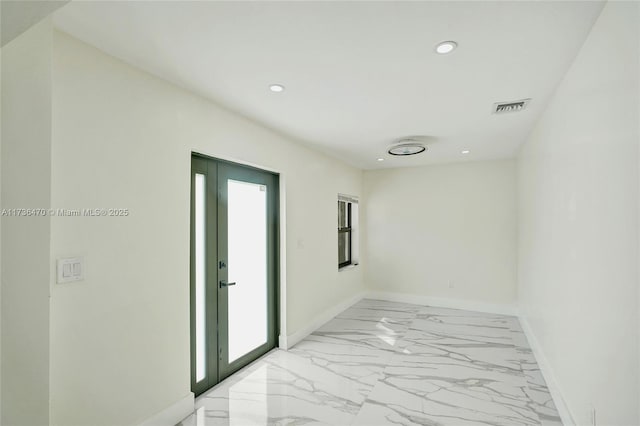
[57,257,84,284]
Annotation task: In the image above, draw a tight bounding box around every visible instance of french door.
[190,153,279,396]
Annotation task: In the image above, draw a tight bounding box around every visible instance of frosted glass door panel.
[227,179,268,363]
[194,173,206,382]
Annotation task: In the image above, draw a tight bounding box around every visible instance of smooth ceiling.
[1,0,69,46]
[54,1,604,169]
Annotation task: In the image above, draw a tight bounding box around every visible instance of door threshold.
[194,347,280,403]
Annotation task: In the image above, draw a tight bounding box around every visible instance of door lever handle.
[219,280,236,288]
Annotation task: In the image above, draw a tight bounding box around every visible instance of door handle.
[219,280,236,288]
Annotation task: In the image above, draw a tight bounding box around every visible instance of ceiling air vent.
[493,98,531,114]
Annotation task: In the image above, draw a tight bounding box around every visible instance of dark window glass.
[338,200,352,268]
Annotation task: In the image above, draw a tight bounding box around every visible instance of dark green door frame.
[190,156,219,396]
[190,153,279,396]
[216,161,279,379]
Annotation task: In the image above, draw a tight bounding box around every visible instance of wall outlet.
[448,280,454,289]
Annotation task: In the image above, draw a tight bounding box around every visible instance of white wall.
[363,160,517,310]
[0,19,52,426]
[517,2,639,424]
[0,4,3,420]
[50,31,364,426]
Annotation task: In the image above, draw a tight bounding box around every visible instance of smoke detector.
[493,98,531,114]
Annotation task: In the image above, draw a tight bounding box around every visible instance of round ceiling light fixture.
[435,41,458,55]
[269,84,285,93]
[388,142,427,156]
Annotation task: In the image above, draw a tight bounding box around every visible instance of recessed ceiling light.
[435,41,458,55]
[269,84,285,93]
[462,150,470,154]
[377,158,385,162]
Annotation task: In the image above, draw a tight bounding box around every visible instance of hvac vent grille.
[493,98,531,114]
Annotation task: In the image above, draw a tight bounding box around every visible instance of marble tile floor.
[178,299,561,426]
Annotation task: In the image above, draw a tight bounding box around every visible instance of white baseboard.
[519,316,575,426]
[138,393,194,426]
[367,291,519,316]
[279,291,366,349]
[278,333,288,349]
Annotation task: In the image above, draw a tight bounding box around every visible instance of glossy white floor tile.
[178,299,561,426]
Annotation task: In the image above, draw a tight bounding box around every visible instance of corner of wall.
[137,393,194,426]
[283,291,365,349]
[1,17,54,426]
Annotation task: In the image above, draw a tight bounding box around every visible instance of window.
[338,200,351,267]
[338,194,359,269]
